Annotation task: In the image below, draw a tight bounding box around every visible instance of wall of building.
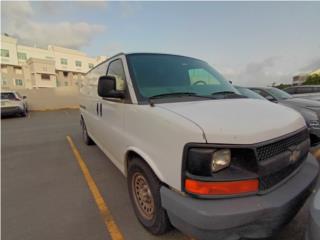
[18,86,80,110]
[0,35,18,66]
[49,45,95,73]
[17,45,54,64]
[0,35,107,90]
[1,65,25,89]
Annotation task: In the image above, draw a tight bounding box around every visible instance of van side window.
[107,59,126,91]
[82,61,108,96]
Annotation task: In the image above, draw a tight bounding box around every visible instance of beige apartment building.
[0,35,107,90]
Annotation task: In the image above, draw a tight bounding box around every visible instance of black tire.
[80,117,95,145]
[127,157,171,235]
[20,109,27,117]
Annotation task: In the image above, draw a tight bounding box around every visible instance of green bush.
[303,74,320,85]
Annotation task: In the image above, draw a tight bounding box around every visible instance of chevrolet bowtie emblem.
[289,146,301,164]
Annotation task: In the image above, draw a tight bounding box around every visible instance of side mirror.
[22,96,27,99]
[98,75,124,99]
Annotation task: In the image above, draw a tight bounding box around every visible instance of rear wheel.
[127,157,171,235]
[80,117,95,145]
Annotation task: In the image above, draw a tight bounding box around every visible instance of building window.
[61,58,68,65]
[1,77,8,85]
[1,49,10,57]
[41,74,50,80]
[15,79,23,86]
[63,71,68,77]
[64,82,69,86]
[17,52,27,60]
[75,60,82,67]
[88,63,94,69]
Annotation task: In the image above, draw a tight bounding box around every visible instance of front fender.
[124,146,165,182]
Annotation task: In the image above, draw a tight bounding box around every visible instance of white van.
[80,53,319,240]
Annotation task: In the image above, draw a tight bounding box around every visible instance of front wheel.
[80,117,95,145]
[127,157,171,235]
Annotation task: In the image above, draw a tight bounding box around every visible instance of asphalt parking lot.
[2,110,319,240]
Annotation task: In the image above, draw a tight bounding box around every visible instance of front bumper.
[161,154,319,240]
[1,106,24,116]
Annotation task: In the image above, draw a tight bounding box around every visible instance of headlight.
[309,120,320,129]
[211,149,231,172]
[186,148,232,176]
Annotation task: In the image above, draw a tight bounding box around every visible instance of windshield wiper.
[211,91,247,99]
[148,92,215,106]
[149,92,198,99]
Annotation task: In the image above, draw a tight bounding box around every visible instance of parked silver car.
[234,86,266,100]
[1,91,28,117]
[250,87,320,146]
[284,85,320,101]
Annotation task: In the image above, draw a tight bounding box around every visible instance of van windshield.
[126,54,237,102]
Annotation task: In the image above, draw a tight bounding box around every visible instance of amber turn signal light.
[185,179,259,195]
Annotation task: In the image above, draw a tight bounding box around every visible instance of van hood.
[159,99,305,144]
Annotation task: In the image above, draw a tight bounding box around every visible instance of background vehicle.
[284,85,320,101]
[234,86,266,100]
[80,53,319,240]
[306,188,320,240]
[1,91,28,117]
[250,87,320,146]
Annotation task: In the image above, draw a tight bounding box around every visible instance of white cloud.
[299,58,320,73]
[2,1,106,49]
[105,42,124,56]
[221,57,292,87]
[120,2,141,18]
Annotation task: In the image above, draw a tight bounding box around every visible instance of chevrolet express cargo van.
[79,53,319,240]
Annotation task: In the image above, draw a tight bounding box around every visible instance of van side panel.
[124,105,205,191]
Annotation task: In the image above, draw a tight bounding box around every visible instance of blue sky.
[2,1,320,86]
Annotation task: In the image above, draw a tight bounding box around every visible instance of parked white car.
[80,53,319,240]
[1,91,28,117]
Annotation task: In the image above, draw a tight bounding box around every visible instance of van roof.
[107,52,206,62]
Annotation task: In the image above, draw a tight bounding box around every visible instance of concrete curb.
[30,106,80,112]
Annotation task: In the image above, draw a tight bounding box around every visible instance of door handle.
[96,103,99,115]
[100,103,102,117]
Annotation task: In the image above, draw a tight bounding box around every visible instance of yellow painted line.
[66,136,125,240]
